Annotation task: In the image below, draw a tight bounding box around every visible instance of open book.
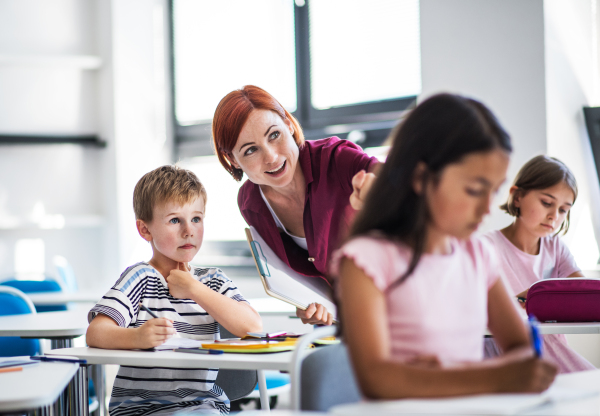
[245,227,338,321]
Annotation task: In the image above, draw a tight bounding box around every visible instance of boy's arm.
[167,264,262,338]
[86,314,175,350]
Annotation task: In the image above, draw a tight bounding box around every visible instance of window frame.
[170,0,418,156]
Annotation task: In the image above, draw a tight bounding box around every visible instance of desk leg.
[50,337,74,349]
[257,369,270,412]
[90,364,106,416]
[67,364,89,415]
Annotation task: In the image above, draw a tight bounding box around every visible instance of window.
[171,0,420,155]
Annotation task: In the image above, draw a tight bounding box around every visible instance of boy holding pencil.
[86,165,262,415]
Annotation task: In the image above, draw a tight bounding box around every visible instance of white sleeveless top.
[259,187,308,250]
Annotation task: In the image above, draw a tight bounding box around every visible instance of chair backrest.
[0,287,40,357]
[300,342,362,411]
[214,324,258,401]
[0,279,67,312]
[290,326,362,411]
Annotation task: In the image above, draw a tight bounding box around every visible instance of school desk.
[0,309,88,348]
[0,309,103,415]
[330,369,600,415]
[0,358,83,414]
[46,346,316,412]
[27,290,102,306]
[484,322,600,336]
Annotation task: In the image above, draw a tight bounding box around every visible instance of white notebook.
[330,385,599,415]
[245,226,338,321]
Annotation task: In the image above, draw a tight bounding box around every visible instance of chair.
[0,286,41,357]
[53,255,78,292]
[0,282,98,410]
[290,326,362,411]
[0,278,67,312]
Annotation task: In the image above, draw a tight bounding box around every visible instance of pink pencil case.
[526,277,600,323]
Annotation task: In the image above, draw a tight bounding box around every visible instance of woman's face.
[228,109,300,188]
[513,182,574,237]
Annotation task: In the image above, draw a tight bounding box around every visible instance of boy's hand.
[135,318,175,349]
[166,262,198,299]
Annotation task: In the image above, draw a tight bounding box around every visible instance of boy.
[86,165,262,415]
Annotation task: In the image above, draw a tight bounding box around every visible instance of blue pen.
[174,348,224,355]
[528,315,542,357]
[30,356,87,364]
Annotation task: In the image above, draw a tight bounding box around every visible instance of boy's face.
[141,196,205,265]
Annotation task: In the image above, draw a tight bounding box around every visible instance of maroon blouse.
[238,137,379,283]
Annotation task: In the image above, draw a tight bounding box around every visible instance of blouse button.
[308,257,315,262]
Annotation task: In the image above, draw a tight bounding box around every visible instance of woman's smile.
[265,160,287,177]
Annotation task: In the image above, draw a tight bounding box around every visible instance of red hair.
[212,85,305,181]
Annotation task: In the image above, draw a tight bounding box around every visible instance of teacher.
[212,85,379,325]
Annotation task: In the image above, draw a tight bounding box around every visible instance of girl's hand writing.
[497,357,557,393]
[166,262,198,299]
[135,317,175,349]
[296,303,334,326]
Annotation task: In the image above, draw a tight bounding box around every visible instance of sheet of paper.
[154,337,206,350]
[248,226,337,319]
[331,386,599,415]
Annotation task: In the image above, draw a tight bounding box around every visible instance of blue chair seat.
[254,372,290,391]
[0,279,67,313]
[0,286,40,357]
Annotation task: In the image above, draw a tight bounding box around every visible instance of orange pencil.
[0,366,22,374]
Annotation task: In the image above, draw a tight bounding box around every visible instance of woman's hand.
[296,303,334,325]
[134,318,175,349]
[350,170,377,210]
[166,262,198,299]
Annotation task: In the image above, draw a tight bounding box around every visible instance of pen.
[140,304,159,319]
[528,315,542,358]
[174,348,224,355]
[30,356,88,364]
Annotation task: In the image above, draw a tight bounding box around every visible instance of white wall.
[544,0,600,366]
[420,0,548,233]
[0,0,172,291]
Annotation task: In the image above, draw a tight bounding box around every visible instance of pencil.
[0,367,22,373]
[140,304,159,319]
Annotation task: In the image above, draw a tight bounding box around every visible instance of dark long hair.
[349,93,512,289]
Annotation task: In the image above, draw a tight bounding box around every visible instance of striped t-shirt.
[88,262,249,415]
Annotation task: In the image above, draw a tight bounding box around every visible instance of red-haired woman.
[212,85,379,325]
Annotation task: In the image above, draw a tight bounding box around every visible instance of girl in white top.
[483,155,595,373]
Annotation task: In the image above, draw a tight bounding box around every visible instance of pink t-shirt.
[482,230,594,373]
[331,235,499,364]
[483,230,580,294]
